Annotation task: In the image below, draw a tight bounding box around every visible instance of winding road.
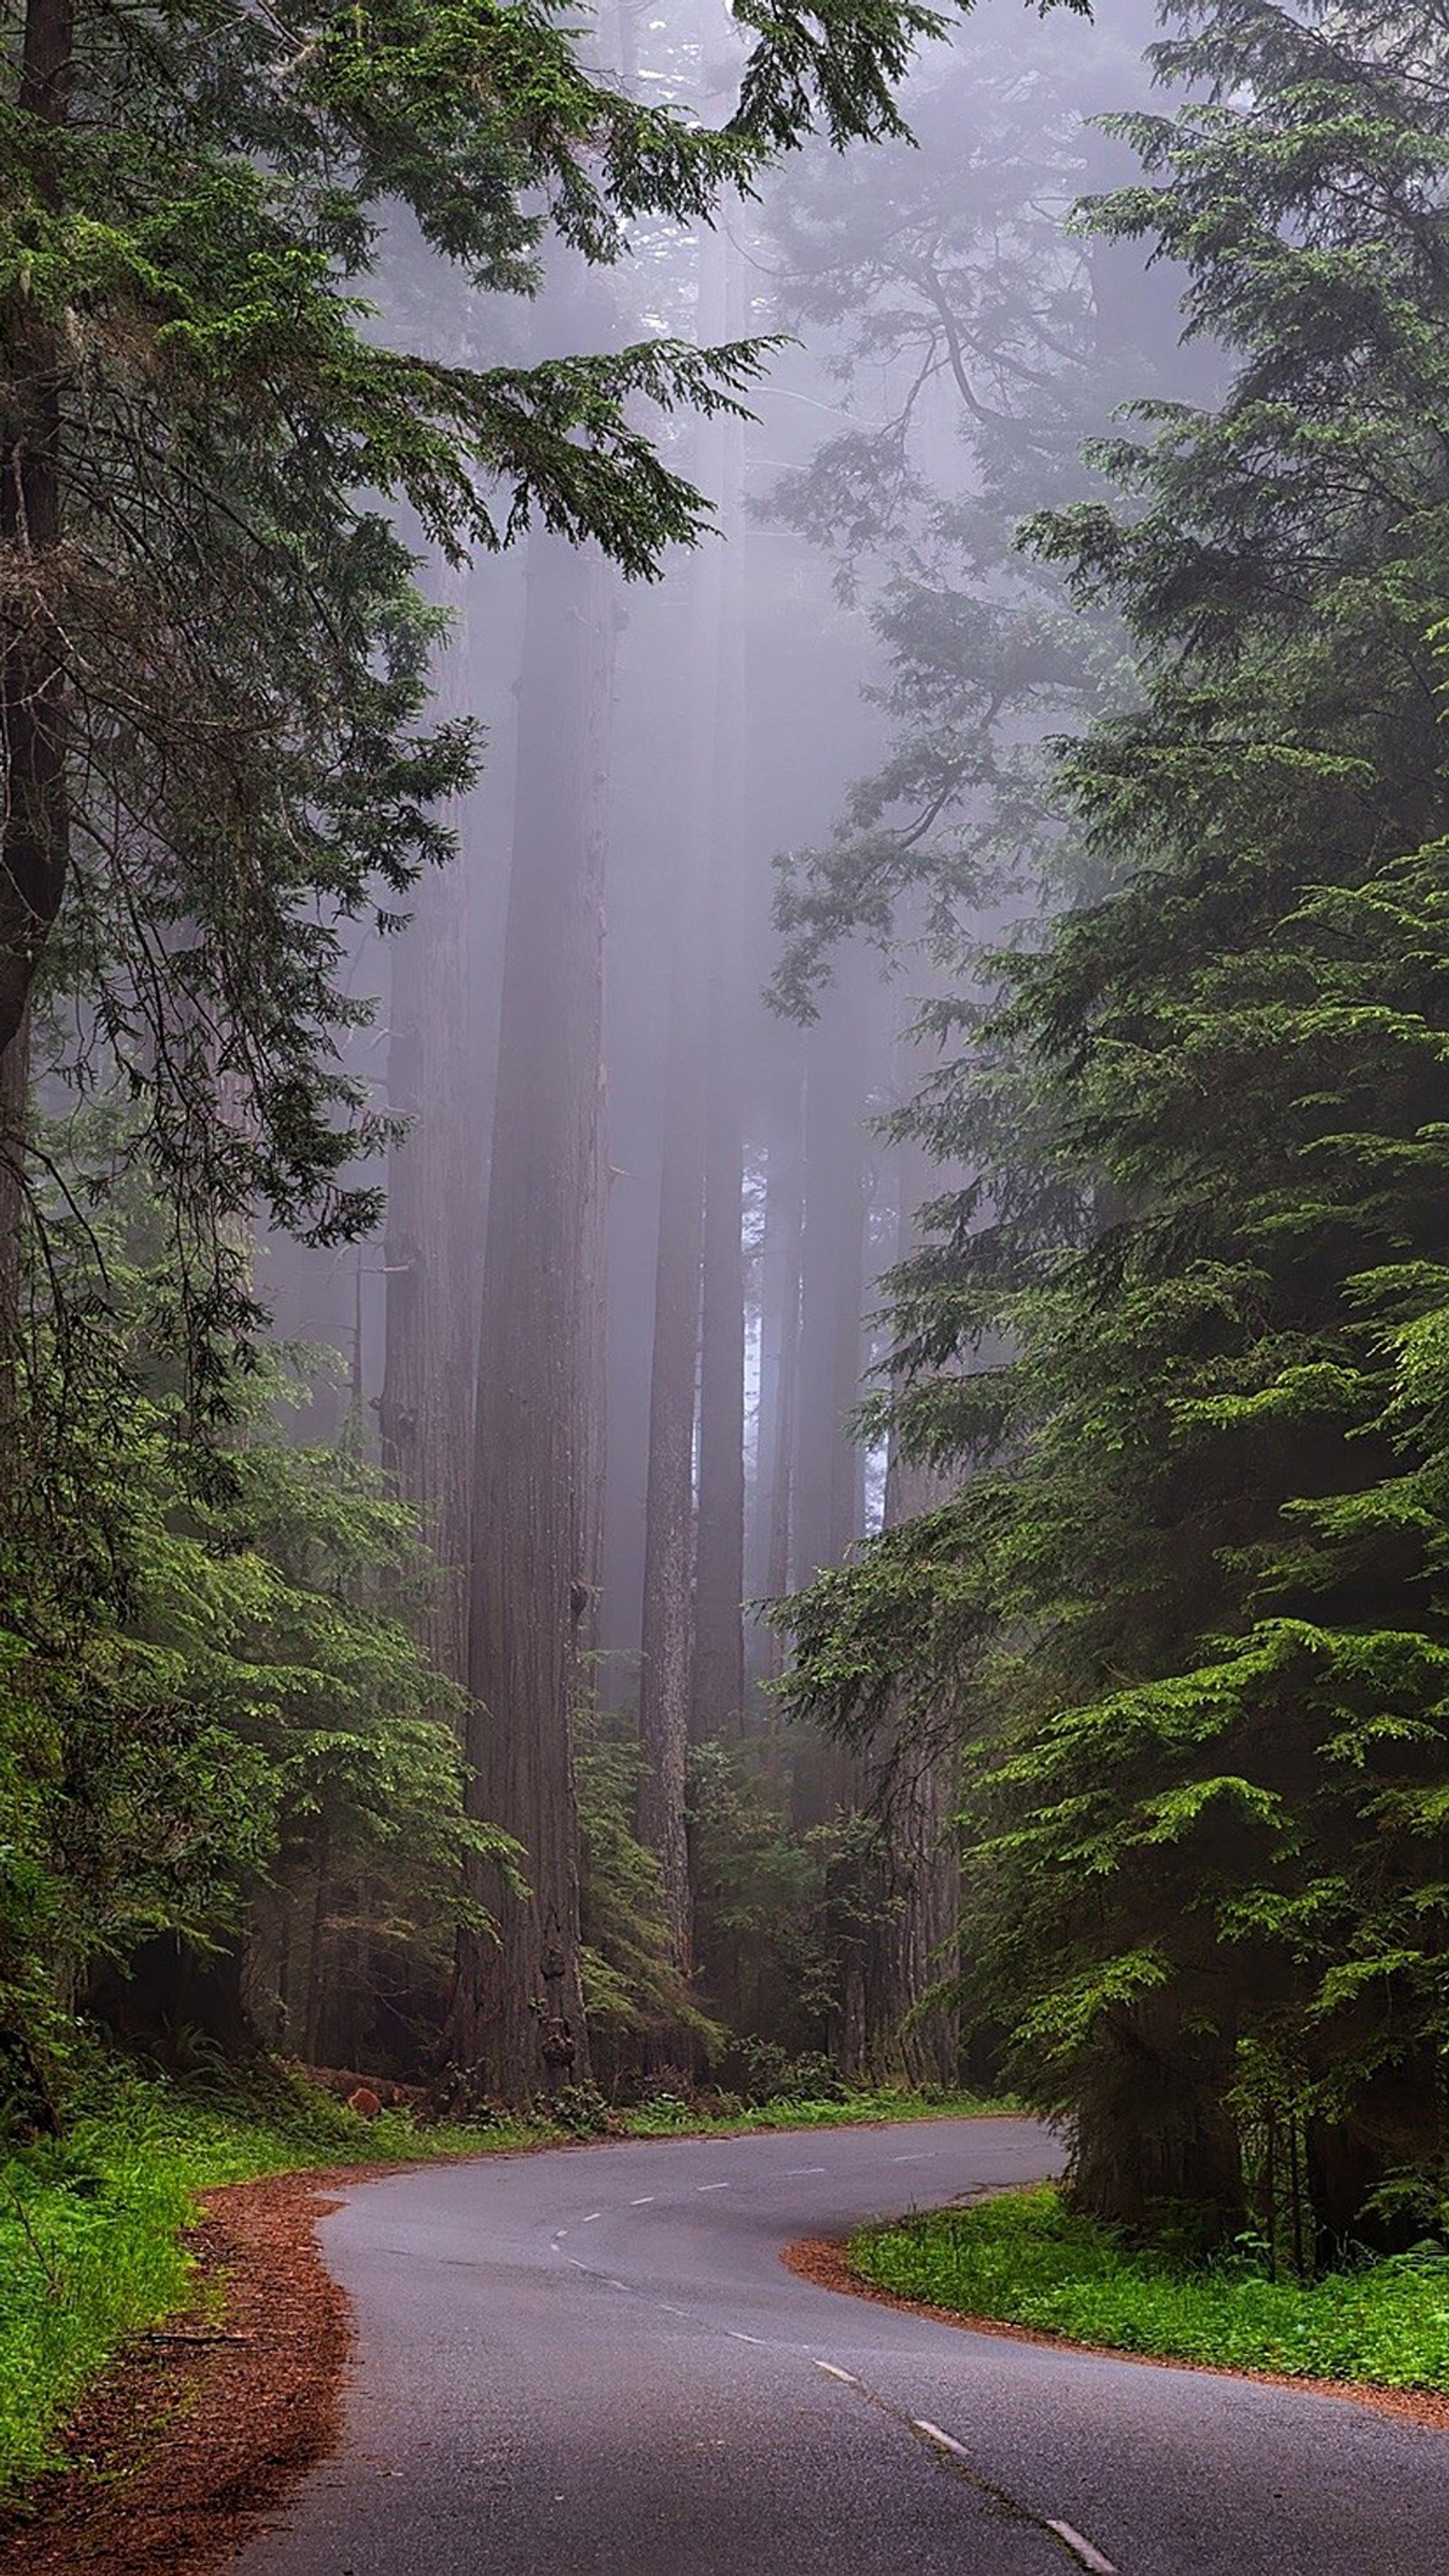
[233,2118,1447,2576]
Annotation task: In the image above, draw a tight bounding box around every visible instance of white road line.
[696,2180,731,2192]
[911,2418,973,2465]
[630,2195,655,2206]
[581,2211,600,2223]
[782,2165,827,2177]
[892,2152,936,2164]
[729,2331,766,2345]
[1045,2523,1118,2575]
[833,2375,1120,2575]
[551,2231,567,2249]
[564,2255,590,2271]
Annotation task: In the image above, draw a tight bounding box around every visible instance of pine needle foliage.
[0,0,1083,1412]
[780,0,1449,2245]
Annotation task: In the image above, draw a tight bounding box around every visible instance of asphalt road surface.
[233,2118,1448,2576]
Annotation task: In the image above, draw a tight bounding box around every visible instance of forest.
[7,1,1449,2544]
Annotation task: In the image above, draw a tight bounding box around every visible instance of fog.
[241,0,1208,2090]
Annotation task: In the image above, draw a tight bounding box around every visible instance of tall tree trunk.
[379,572,485,1687]
[637,216,755,1950]
[791,966,871,1826]
[791,971,870,1589]
[636,876,705,1974]
[858,1109,970,2081]
[691,233,748,1749]
[0,4,72,1064]
[574,1043,610,1666]
[750,1052,806,1689]
[866,1444,961,2087]
[451,529,615,2101]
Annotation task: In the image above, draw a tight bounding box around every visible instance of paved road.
[234,2119,1447,2576]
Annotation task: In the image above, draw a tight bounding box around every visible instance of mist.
[240,0,1199,2094]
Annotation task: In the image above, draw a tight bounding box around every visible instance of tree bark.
[792,972,870,1589]
[691,234,748,1749]
[637,218,753,1947]
[791,967,871,1826]
[749,1052,805,1690]
[379,572,485,1689]
[1,3,73,1064]
[450,529,615,2101]
[1068,1998,1243,2243]
[866,1464,960,2086]
[636,874,705,1974]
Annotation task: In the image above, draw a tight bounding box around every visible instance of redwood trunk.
[690,258,748,1748]
[636,887,705,1973]
[379,575,485,1688]
[867,1455,961,2086]
[452,531,615,2100]
[792,976,870,1588]
[791,973,870,1826]
[752,1058,806,1687]
[858,1122,965,2080]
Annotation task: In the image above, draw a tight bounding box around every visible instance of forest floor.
[842,2183,1449,2420]
[0,2063,1008,2541]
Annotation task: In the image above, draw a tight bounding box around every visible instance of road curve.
[231,2118,1446,2576]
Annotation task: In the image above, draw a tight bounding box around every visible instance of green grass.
[0,2066,1012,2502]
[849,2184,1449,2394]
[616,2084,1014,2137]
[0,2064,542,2501]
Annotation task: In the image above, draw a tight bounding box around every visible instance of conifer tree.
[782,0,1449,2242]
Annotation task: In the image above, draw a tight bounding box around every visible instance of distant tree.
[691,235,750,1751]
[449,518,617,2097]
[638,652,708,1982]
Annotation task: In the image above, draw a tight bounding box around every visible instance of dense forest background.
[7,0,1449,2272]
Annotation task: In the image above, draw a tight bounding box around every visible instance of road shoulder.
[784,2233,1449,2437]
[0,2167,360,2576]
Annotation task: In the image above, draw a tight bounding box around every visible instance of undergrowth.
[849,2185,1449,2394]
[617,2084,1013,2136]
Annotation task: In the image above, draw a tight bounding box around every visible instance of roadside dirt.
[0,2166,375,2576]
[785,2233,1449,2435]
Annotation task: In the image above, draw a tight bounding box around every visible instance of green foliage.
[575,1707,723,2070]
[0,1317,503,2058]
[687,1740,845,2052]
[851,2186,1449,2391]
[780,1,1449,2237]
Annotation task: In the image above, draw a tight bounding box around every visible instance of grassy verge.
[0,2064,535,2500]
[0,2066,1010,2498]
[849,2184,1449,2394]
[614,2084,1012,2138]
